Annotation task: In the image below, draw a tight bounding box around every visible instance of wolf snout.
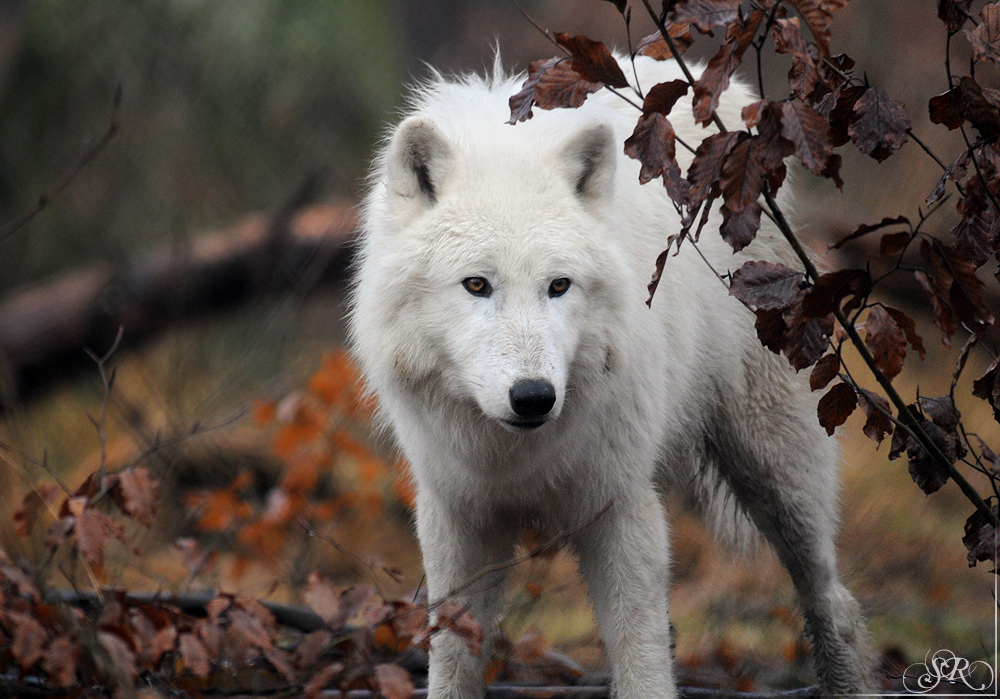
[509,378,556,420]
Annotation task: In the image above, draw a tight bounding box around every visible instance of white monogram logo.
[903,649,995,693]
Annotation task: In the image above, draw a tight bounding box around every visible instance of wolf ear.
[386,117,452,204]
[562,122,616,202]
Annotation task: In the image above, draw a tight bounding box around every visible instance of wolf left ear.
[562,122,616,202]
[386,116,452,204]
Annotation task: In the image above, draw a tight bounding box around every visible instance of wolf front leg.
[416,490,515,699]
[574,486,677,699]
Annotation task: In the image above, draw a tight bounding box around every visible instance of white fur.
[350,55,875,698]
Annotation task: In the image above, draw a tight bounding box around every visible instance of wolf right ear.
[562,122,616,203]
[386,117,452,204]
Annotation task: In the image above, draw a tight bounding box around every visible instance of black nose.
[509,379,556,418]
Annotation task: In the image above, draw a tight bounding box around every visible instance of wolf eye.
[462,277,492,297]
[548,278,571,297]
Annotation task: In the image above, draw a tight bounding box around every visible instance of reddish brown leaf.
[149,624,178,666]
[782,293,834,370]
[435,602,483,656]
[963,499,999,570]
[786,0,851,56]
[692,9,765,125]
[824,84,867,146]
[809,353,841,391]
[913,270,957,346]
[686,131,746,213]
[636,25,694,59]
[296,629,333,669]
[9,612,47,669]
[884,306,926,360]
[179,632,211,678]
[939,0,974,33]
[646,247,670,307]
[973,355,1000,422]
[671,0,740,33]
[14,484,62,537]
[624,113,689,205]
[642,80,690,116]
[266,646,297,682]
[831,216,910,249]
[305,662,345,699]
[957,76,1000,139]
[76,510,124,574]
[228,608,274,651]
[41,636,79,688]
[801,268,871,317]
[729,260,806,311]
[375,663,414,699]
[849,86,911,162]
[113,466,158,526]
[508,58,602,124]
[817,382,857,436]
[928,148,971,208]
[755,308,787,353]
[304,573,343,628]
[906,421,957,494]
[879,231,912,256]
[928,86,964,130]
[771,18,822,101]
[965,3,1000,65]
[864,305,908,380]
[776,101,833,175]
[857,389,894,443]
[554,34,629,89]
[952,208,995,268]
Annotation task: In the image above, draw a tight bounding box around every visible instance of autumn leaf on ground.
[818,382,857,435]
[375,663,414,699]
[14,483,62,537]
[112,466,159,526]
[849,85,911,162]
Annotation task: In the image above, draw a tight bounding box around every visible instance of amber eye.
[548,277,571,297]
[462,277,492,297]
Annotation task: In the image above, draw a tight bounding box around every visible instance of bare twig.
[0,86,123,244]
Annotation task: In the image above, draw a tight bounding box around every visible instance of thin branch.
[0,86,122,244]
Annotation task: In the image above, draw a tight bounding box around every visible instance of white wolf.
[350,55,875,698]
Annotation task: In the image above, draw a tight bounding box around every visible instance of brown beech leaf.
[9,612,47,669]
[928,86,964,130]
[781,292,834,370]
[507,58,602,124]
[636,24,694,59]
[965,3,1000,65]
[831,215,910,249]
[729,260,806,310]
[939,0,974,33]
[646,248,670,307]
[878,231,911,256]
[14,483,62,537]
[686,131,746,213]
[671,0,740,33]
[786,0,851,56]
[304,572,344,628]
[112,466,158,526]
[776,101,833,175]
[963,499,999,570]
[884,306,926,360]
[919,395,960,431]
[973,355,1000,422]
[624,113,689,204]
[809,353,841,391]
[864,305,908,380]
[771,18,822,101]
[927,149,971,206]
[642,80,690,116]
[179,632,211,678]
[376,663,414,699]
[692,9,765,125]
[913,270,957,346]
[755,308,787,353]
[554,34,629,88]
[849,86,911,162]
[952,207,995,268]
[801,268,871,317]
[858,389,894,443]
[817,382,857,436]
[76,510,125,574]
[297,629,333,669]
[956,76,1000,139]
[305,662,345,699]
[824,84,866,146]
[228,608,275,652]
[720,202,763,251]
[906,421,957,494]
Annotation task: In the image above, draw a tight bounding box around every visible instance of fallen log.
[0,202,357,405]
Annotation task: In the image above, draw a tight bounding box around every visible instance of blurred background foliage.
[0,0,995,687]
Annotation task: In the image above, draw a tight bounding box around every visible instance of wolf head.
[352,81,630,434]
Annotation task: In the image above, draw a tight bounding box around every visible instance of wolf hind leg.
[710,424,878,695]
